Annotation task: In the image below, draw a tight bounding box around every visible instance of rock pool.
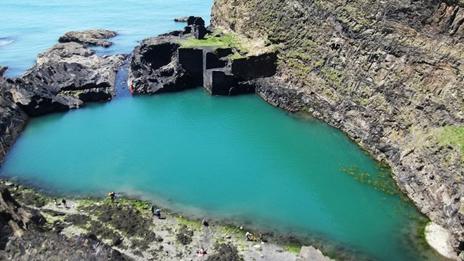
[0,0,447,260]
[0,87,444,261]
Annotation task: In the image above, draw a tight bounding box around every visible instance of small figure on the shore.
[245,231,255,241]
[61,199,67,208]
[108,192,116,203]
[196,247,207,257]
[202,218,209,227]
[54,198,59,207]
[151,206,161,219]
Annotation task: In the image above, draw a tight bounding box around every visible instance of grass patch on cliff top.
[181,32,245,51]
[438,126,464,160]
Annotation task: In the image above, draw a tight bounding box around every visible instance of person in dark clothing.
[151,205,161,219]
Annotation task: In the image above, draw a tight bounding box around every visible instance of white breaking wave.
[0,38,14,47]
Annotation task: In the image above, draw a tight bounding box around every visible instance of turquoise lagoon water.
[0,1,445,261]
[1,89,443,261]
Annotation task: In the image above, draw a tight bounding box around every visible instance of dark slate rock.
[231,52,277,81]
[178,48,204,86]
[10,42,125,116]
[128,36,197,94]
[58,29,117,48]
[204,48,232,70]
[204,68,237,95]
[193,25,208,39]
[0,66,7,78]
[187,16,206,27]
[204,68,254,96]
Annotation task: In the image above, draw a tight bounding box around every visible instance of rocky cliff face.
[0,69,28,164]
[212,0,464,255]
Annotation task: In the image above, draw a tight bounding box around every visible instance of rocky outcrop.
[0,66,7,77]
[58,29,117,47]
[129,26,277,96]
[128,35,196,94]
[10,41,125,116]
[0,31,124,162]
[0,186,128,260]
[0,69,28,164]
[0,186,44,238]
[212,0,464,255]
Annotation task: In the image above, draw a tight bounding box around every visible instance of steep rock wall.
[212,0,464,253]
[0,73,28,164]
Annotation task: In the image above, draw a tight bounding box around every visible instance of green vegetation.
[181,32,245,52]
[284,243,302,254]
[176,215,202,230]
[438,126,464,161]
[13,188,50,208]
[116,198,152,214]
[341,165,402,196]
[320,67,343,87]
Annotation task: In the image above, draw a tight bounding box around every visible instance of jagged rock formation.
[0,186,128,260]
[129,28,277,96]
[212,0,464,255]
[128,35,195,94]
[0,68,28,164]
[0,30,124,163]
[10,41,125,116]
[58,29,118,47]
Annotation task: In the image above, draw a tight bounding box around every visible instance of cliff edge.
[212,0,464,256]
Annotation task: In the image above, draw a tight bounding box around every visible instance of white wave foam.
[0,38,14,47]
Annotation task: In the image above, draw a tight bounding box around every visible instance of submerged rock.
[174,16,189,23]
[10,42,125,116]
[58,29,117,48]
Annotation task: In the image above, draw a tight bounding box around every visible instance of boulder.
[58,29,117,48]
[10,42,125,116]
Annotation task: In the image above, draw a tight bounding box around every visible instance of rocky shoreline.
[0,180,334,261]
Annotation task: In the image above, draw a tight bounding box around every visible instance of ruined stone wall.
[212,0,464,252]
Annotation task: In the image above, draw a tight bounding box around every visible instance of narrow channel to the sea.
[0,1,446,260]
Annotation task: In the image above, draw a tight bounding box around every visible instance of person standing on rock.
[108,192,115,203]
[61,199,67,208]
[151,206,161,219]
